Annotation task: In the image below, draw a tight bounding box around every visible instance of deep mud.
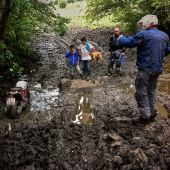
[0,28,170,170]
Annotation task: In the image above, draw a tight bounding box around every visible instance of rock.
[49,129,57,137]
[120,164,132,170]
[111,141,123,148]
[114,116,131,123]
[165,157,170,167]
[112,155,123,165]
[116,145,129,157]
[131,137,148,148]
[145,148,159,161]
[147,166,161,170]
[130,148,148,168]
[108,133,123,141]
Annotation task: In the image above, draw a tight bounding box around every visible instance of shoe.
[132,116,150,125]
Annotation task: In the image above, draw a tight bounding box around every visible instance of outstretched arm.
[119,32,144,48]
[166,42,170,55]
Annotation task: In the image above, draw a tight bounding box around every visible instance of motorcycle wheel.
[8,102,18,119]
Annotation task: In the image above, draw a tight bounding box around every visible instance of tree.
[59,0,67,8]
[0,0,69,75]
[86,0,170,33]
[0,0,11,41]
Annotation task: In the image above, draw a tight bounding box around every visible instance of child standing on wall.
[78,37,93,81]
[65,45,83,80]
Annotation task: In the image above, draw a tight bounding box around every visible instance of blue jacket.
[65,50,81,66]
[119,28,170,73]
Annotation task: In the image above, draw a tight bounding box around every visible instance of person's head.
[81,37,87,45]
[113,27,121,37]
[137,14,158,31]
[70,45,75,53]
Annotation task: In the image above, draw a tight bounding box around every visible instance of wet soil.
[0,28,170,170]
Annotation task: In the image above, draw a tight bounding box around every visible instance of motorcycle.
[5,76,29,119]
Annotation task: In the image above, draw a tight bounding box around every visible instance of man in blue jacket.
[119,15,170,123]
[65,45,83,80]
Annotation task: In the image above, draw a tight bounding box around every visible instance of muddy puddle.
[159,81,170,95]
[157,102,169,119]
[30,84,59,112]
[72,94,94,125]
[157,57,170,117]
[118,83,135,94]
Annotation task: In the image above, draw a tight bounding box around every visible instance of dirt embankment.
[0,28,170,170]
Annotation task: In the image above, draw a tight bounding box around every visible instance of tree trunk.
[0,0,11,41]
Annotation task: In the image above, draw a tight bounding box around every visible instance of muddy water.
[72,94,94,125]
[30,84,60,112]
[157,102,169,118]
[118,83,135,94]
[159,81,170,95]
[157,57,170,117]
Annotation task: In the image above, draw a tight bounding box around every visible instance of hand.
[64,47,67,52]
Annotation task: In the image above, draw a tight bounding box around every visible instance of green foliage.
[59,0,67,8]
[67,0,75,3]
[54,16,70,36]
[86,0,170,33]
[54,0,59,5]
[0,0,69,75]
[67,0,83,3]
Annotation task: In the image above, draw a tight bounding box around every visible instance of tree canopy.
[86,0,170,33]
[0,0,69,75]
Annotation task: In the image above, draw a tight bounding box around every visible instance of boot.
[132,116,150,125]
[150,112,157,122]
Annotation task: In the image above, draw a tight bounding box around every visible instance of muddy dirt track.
[0,28,170,170]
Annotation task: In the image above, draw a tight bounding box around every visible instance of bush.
[54,0,58,5]
[54,16,70,36]
[0,0,70,76]
[59,0,67,8]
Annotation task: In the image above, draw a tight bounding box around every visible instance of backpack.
[86,42,94,52]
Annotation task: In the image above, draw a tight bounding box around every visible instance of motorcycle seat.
[10,87,22,91]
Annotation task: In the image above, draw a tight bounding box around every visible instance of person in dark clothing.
[119,15,170,123]
[108,27,125,74]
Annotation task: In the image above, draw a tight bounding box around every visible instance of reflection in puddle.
[118,84,134,94]
[30,84,59,112]
[72,95,94,125]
